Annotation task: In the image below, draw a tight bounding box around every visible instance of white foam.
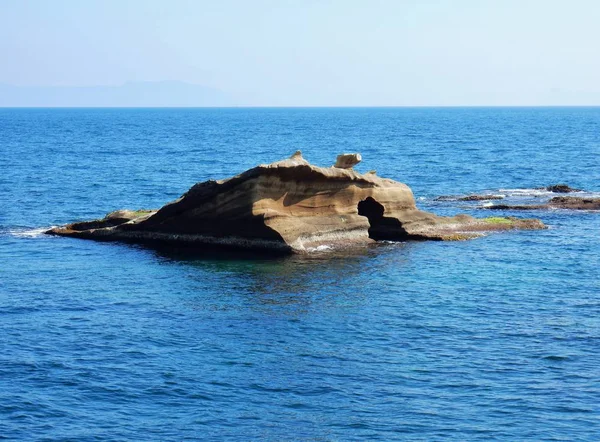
[500,188,600,199]
[499,188,551,197]
[9,227,54,238]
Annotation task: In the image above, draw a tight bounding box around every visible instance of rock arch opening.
[358,197,409,241]
[358,197,384,222]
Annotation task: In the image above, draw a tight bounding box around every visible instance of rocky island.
[46,152,545,253]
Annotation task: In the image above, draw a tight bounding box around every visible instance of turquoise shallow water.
[1,108,600,440]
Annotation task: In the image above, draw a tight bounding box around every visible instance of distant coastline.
[1,82,599,108]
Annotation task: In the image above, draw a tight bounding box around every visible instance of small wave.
[499,188,600,198]
[499,188,552,197]
[8,227,54,238]
[542,355,571,361]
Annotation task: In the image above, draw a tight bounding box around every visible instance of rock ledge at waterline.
[46,152,545,253]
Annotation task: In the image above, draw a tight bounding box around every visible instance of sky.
[1,0,599,106]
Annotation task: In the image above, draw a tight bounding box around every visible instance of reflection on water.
[134,240,416,314]
[145,240,411,271]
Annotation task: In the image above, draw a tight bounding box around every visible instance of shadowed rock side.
[47,153,545,253]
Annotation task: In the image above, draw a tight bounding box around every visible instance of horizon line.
[1,105,600,109]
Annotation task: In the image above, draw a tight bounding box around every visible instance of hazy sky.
[1,0,599,106]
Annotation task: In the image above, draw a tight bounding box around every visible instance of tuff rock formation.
[46,152,545,253]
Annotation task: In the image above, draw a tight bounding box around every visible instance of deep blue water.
[1,107,600,441]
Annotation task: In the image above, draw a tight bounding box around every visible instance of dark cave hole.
[357,197,409,241]
[357,197,385,222]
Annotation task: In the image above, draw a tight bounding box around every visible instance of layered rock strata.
[47,153,545,253]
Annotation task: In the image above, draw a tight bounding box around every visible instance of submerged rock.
[458,194,505,201]
[434,194,504,202]
[46,153,545,253]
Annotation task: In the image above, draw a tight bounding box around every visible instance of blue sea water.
[1,107,599,441]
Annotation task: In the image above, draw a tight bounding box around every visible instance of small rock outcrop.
[548,196,600,209]
[486,196,600,211]
[544,184,582,193]
[458,195,504,202]
[46,153,545,253]
[334,153,362,169]
[435,194,505,202]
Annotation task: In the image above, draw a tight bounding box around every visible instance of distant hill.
[0,81,231,107]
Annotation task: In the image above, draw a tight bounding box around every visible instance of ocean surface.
[1,107,599,441]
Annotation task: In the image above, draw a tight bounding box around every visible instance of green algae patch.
[107,209,154,218]
[129,210,155,217]
[484,217,513,225]
[480,216,546,231]
[439,232,482,241]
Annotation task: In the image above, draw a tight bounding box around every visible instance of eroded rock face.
[46,153,545,253]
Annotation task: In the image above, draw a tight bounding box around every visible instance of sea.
[1,107,599,441]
